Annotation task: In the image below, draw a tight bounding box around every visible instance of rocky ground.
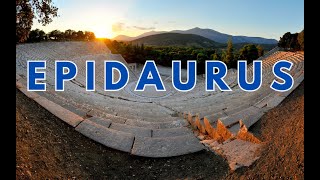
[16,82,304,179]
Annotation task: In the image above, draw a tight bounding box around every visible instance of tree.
[238,44,259,64]
[298,30,304,51]
[278,32,300,50]
[16,0,58,43]
[49,29,62,40]
[140,43,145,52]
[220,50,226,62]
[211,52,219,60]
[288,33,299,50]
[225,38,234,63]
[64,29,76,40]
[278,32,292,48]
[196,52,207,62]
[39,30,47,41]
[257,45,264,57]
[27,29,46,42]
[222,38,237,68]
[76,31,85,40]
[84,31,96,41]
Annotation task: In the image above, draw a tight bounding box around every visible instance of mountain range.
[131,33,224,48]
[113,27,278,44]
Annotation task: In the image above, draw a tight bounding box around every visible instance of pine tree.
[225,38,234,67]
[257,45,264,57]
[211,52,219,60]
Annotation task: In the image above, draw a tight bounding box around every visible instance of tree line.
[104,39,265,74]
[26,29,96,43]
[278,30,304,51]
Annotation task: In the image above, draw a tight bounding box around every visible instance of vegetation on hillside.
[131,33,224,48]
[278,30,304,51]
[130,32,276,51]
[105,39,264,73]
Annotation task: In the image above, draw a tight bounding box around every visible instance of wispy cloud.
[113,23,155,32]
[112,22,125,32]
[132,26,155,30]
[168,21,176,24]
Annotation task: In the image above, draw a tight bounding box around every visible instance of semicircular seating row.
[16,41,304,157]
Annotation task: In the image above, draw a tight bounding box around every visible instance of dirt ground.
[16,82,304,179]
[226,81,304,179]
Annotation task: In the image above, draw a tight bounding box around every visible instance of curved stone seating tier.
[182,51,304,139]
[16,41,304,157]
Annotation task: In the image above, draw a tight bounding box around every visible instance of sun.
[94,28,113,39]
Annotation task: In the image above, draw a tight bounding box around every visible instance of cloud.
[132,26,155,30]
[112,23,156,31]
[112,23,125,32]
[168,21,176,24]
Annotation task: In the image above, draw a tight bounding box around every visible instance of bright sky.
[32,0,304,40]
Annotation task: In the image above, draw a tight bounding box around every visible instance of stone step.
[131,134,204,157]
[204,112,227,127]
[219,106,263,128]
[17,83,40,100]
[228,123,240,135]
[33,96,84,127]
[86,109,129,124]
[125,119,161,129]
[75,119,134,153]
[109,122,152,137]
[223,103,252,116]
[152,127,192,137]
[138,114,181,122]
[253,93,274,109]
[192,99,251,118]
[237,110,265,129]
[125,118,188,129]
[86,116,112,128]
[40,89,183,127]
[36,91,89,118]
[266,95,286,108]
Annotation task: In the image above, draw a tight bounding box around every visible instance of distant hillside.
[131,33,223,48]
[113,35,135,41]
[113,31,166,41]
[232,36,278,44]
[113,27,278,44]
[171,28,231,44]
[172,27,278,44]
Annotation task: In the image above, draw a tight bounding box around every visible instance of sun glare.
[94,27,113,39]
